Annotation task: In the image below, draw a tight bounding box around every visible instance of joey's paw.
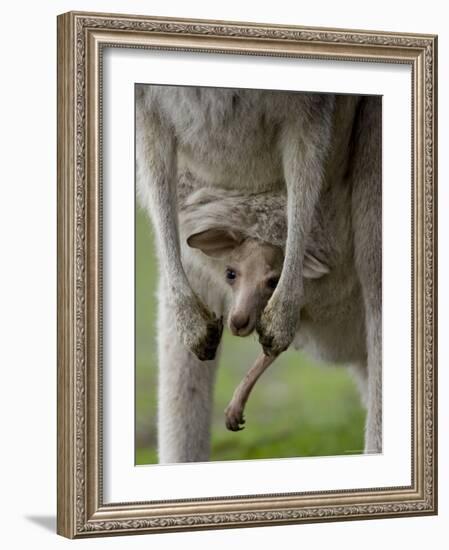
[224,402,246,432]
[177,296,223,361]
[256,297,298,357]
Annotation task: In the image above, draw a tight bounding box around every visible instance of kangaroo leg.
[225,352,277,431]
[136,87,222,361]
[351,96,382,454]
[156,277,221,463]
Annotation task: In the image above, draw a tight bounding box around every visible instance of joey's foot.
[256,295,299,357]
[176,295,223,361]
[224,402,246,432]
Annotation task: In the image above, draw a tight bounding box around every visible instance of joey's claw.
[224,405,246,431]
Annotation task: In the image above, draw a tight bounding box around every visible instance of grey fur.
[136,85,382,461]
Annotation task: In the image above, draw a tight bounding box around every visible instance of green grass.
[135,207,366,465]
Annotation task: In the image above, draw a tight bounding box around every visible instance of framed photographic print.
[57,11,438,538]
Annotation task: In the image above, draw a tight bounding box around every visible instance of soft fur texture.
[136,86,382,461]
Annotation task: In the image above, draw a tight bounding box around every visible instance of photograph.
[56,10,437,537]
[135,85,382,465]
[1,0,445,547]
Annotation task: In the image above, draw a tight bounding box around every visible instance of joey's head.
[187,228,283,337]
[187,227,331,338]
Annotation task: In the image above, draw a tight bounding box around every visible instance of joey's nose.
[230,314,250,334]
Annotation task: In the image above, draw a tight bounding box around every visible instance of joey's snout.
[229,312,253,336]
[228,289,269,337]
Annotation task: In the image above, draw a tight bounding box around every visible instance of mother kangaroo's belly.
[293,279,367,365]
[178,137,284,192]
[294,316,366,365]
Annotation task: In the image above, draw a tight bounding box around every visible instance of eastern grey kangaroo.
[136,85,381,462]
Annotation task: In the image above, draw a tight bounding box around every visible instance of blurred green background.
[135,207,366,464]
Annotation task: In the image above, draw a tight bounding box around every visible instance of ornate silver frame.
[57,11,438,538]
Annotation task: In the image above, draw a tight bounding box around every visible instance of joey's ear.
[187,228,245,258]
[303,251,330,279]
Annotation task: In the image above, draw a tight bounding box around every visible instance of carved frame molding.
[57,11,437,538]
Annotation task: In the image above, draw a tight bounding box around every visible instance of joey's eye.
[225,269,237,282]
[266,277,279,290]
